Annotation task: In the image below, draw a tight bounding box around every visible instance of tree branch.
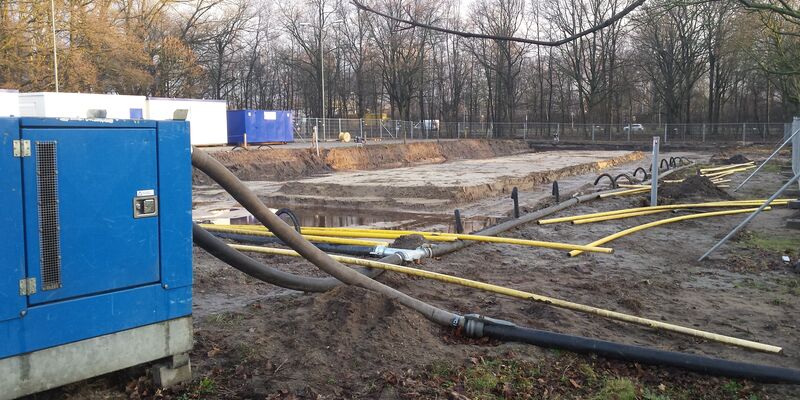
[351,0,646,46]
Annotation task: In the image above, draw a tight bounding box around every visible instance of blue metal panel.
[227,110,294,144]
[21,128,160,304]
[0,284,191,359]
[157,121,192,289]
[0,119,26,322]
[20,118,157,129]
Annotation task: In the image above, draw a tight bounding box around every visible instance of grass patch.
[205,311,244,327]
[737,231,799,256]
[593,377,636,400]
[398,354,765,399]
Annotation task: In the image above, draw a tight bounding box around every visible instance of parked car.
[623,123,645,132]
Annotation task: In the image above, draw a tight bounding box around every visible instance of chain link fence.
[294,118,791,144]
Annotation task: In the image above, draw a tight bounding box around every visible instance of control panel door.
[0,119,26,321]
[21,127,161,305]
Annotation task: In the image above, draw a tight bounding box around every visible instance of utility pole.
[50,0,59,92]
[300,14,343,151]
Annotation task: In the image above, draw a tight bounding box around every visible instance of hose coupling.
[463,314,516,338]
[370,245,433,262]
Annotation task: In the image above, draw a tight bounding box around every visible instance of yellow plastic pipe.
[572,208,671,224]
[569,207,768,257]
[216,224,614,254]
[537,199,791,225]
[231,244,782,354]
[299,229,614,254]
[199,224,388,246]
[206,224,459,242]
[702,167,753,179]
[599,187,651,198]
[700,162,755,173]
[617,184,651,189]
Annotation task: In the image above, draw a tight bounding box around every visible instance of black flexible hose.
[194,223,373,292]
[483,323,800,384]
[212,231,376,256]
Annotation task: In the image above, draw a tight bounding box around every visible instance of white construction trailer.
[15,92,228,146]
[146,97,228,146]
[18,92,147,119]
[0,89,20,117]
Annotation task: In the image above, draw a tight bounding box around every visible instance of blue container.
[227,110,294,144]
[0,117,192,359]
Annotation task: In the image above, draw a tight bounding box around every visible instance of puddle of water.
[203,207,497,233]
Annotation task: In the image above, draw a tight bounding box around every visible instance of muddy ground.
[35,146,800,400]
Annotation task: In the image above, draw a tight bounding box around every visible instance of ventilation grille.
[36,141,62,291]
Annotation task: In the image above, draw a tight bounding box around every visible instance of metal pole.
[702,123,706,143]
[50,0,59,92]
[650,136,660,206]
[524,115,528,140]
[699,170,800,261]
[664,125,668,143]
[742,123,746,145]
[627,122,631,142]
[591,125,595,142]
[734,125,800,192]
[320,35,326,142]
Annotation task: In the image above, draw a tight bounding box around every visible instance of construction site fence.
[293,118,794,144]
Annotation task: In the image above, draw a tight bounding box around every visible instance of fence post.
[742,123,746,145]
[360,119,364,140]
[524,116,528,140]
[702,123,706,143]
[664,125,668,143]
[338,118,342,138]
[591,125,595,142]
[627,123,631,142]
[556,123,561,143]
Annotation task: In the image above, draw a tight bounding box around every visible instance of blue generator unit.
[0,118,193,399]
[227,110,294,145]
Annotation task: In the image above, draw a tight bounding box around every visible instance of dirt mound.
[193,140,532,184]
[193,148,328,185]
[659,175,733,202]
[192,284,457,397]
[391,234,427,249]
[724,154,751,164]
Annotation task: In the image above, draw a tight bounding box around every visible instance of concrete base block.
[152,353,192,388]
[0,317,192,400]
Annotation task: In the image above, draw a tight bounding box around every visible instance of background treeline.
[1,0,798,125]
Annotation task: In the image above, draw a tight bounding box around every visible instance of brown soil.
[193,140,531,184]
[37,151,800,399]
[272,151,645,208]
[659,175,734,203]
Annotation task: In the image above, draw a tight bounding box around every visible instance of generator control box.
[0,118,193,399]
